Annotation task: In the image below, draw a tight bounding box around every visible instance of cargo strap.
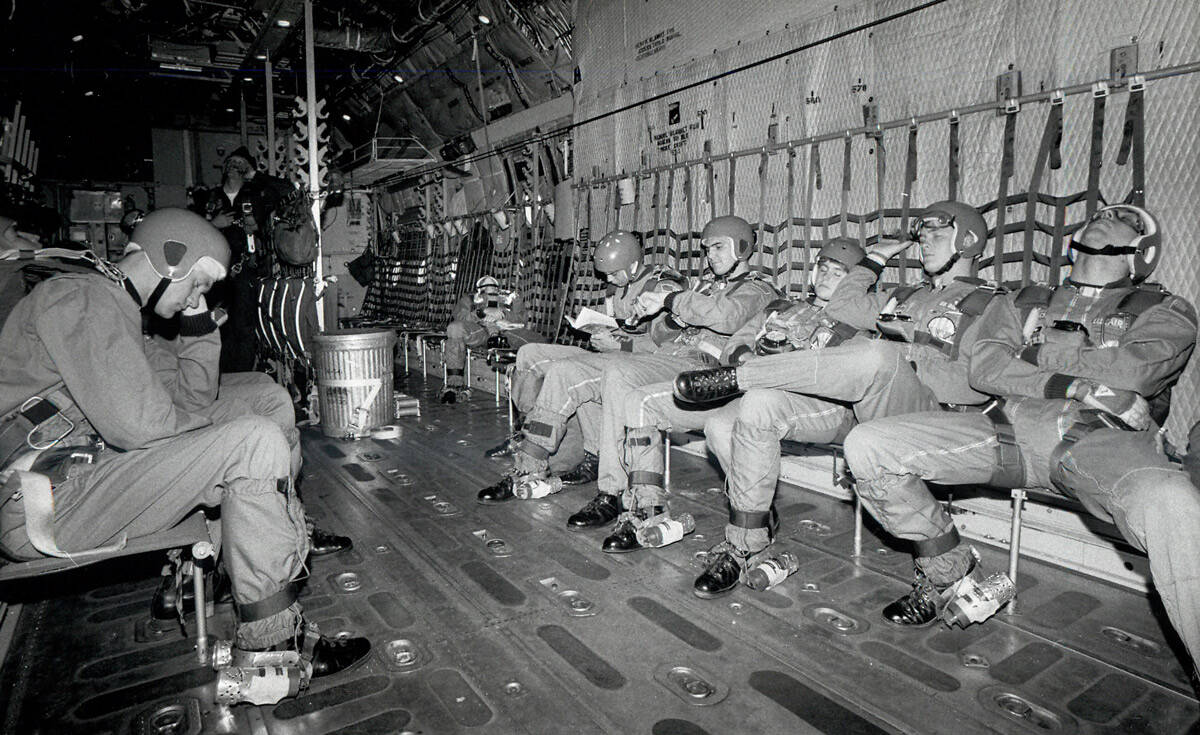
[704,141,717,223]
[984,106,1018,279]
[947,112,961,200]
[912,526,961,559]
[873,126,886,251]
[628,471,664,488]
[1022,96,1063,286]
[446,368,464,377]
[1116,83,1145,206]
[1085,84,1107,217]
[757,147,769,260]
[727,153,738,218]
[899,123,919,284]
[840,134,852,239]
[982,399,1026,489]
[784,146,796,285]
[237,580,303,623]
[801,144,819,289]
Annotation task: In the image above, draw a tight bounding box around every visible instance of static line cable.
[381,0,950,187]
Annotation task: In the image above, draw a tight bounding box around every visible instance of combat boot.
[601,506,665,553]
[559,452,599,485]
[477,473,516,504]
[566,492,621,530]
[693,542,753,599]
[254,621,372,679]
[673,367,741,404]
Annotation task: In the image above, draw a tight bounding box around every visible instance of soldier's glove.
[1070,379,1151,431]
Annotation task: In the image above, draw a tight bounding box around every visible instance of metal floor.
[1,370,1198,735]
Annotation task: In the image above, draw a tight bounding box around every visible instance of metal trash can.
[311,329,397,438]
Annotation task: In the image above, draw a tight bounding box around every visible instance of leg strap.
[516,440,550,461]
[628,471,663,487]
[446,368,465,377]
[626,435,654,447]
[1048,410,1112,491]
[729,508,772,530]
[912,527,961,559]
[984,400,1026,489]
[237,579,302,622]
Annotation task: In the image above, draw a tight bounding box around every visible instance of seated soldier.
[477,231,685,501]
[573,216,781,550]
[840,205,1200,677]
[0,208,370,684]
[672,201,1014,580]
[612,238,866,590]
[442,275,544,404]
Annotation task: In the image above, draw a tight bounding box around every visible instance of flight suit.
[843,279,1200,665]
[0,272,308,649]
[619,297,859,552]
[444,288,543,391]
[507,265,685,476]
[591,268,780,510]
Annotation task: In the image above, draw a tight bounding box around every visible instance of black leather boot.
[882,556,980,626]
[601,507,664,553]
[309,527,353,556]
[693,543,750,599]
[477,474,516,504]
[559,452,599,485]
[566,492,620,530]
[673,367,741,404]
[440,387,458,404]
[259,622,372,679]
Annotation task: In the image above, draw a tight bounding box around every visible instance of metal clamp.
[1092,80,1110,98]
[1004,98,1020,114]
[1050,89,1065,106]
[1128,74,1146,93]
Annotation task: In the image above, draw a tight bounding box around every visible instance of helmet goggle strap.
[913,215,961,277]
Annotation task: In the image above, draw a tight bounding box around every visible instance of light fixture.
[477,13,491,25]
[342,113,351,121]
[392,74,404,84]
[242,76,253,82]
[225,107,235,112]
[83,90,95,97]
[71,34,84,42]
[275,18,291,28]
[254,53,267,60]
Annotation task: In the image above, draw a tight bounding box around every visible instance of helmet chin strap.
[143,277,172,313]
[925,251,961,278]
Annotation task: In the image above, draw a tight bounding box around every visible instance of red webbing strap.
[873,129,886,250]
[683,165,695,274]
[1117,84,1145,206]
[704,140,717,223]
[947,113,961,200]
[757,149,769,263]
[840,134,852,238]
[1049,190,1067,286]
[728,155,738,218]
[802,144,819,289]
[785,146,797,293]
[664,167,677,270]
[1085,84,1107,217]
[898,123,918,285]
[603,180,614,234]
[651,171,662,255]
[532,143,541,254]
[984,107,1017,280]
[1021,98,1062,286]
[612,176,622,230]
[631,171,642,237]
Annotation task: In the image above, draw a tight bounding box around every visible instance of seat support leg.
[1007,488,1027,615]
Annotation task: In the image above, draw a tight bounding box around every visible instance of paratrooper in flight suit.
[0,208,369,681]
[673,201,1016,587]
[567,216,781,551]
[442,275,544,404]
[839,205,1200,677]
[477,230,685,502]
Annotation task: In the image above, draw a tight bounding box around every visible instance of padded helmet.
[593,230,643,277]
[816,237,866,270]
[475,275,499,290]
[913,200,988,259]
[129,208,230,281]
[701,215,755,260]
[1071,204,1161,281]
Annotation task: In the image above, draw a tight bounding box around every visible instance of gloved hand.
[867,238,915,264]
[634,290,670,320]
[1070,379,1151,431]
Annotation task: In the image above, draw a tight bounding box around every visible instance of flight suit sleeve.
[662,277,777,334]
[721,308,770,364]
[34,282,212,450]
[144,328,222,412]
[823,261,890,330]
[1027,296,1198,397]
[966,294,1052,399]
